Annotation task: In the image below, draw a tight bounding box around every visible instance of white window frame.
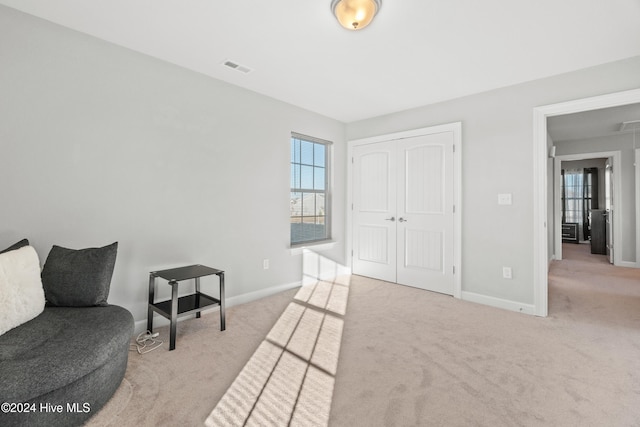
[290,132,332,247]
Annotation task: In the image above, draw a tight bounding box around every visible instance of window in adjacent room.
[290,133,331,246]
[561,167,600,241]
[561,168,584,225]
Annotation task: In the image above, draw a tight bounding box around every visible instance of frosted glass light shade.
[331,0,381,30]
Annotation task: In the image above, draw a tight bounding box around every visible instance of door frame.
[346,122,462,298]
[552,151,621,262]
[533,88,640,317]
[636,149,640,268]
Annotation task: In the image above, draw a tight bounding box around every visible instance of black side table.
[147,264,225,350]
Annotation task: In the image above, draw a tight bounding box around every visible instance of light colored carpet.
[87,243,640,426]
[330,243,640,426]
[87,288,298,426]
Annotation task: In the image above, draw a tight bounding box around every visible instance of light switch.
[498,193,512,205]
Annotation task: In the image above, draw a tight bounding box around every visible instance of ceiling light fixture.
[331,0,382,31]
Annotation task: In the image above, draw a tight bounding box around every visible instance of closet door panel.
[352,142,397,283]
[397,133,454,295]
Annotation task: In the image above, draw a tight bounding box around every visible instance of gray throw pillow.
[41,242,118,307]
[0,239,30,254]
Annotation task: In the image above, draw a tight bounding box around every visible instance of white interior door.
[397,133,455,294]
[352,132,456,295]
[352,141,397,283]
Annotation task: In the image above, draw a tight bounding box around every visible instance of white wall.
[0,6,346,323]
[346,56,640,306]
[556,134,636,262]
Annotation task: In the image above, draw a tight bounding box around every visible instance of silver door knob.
[385,217,395,221]
[398,217,408,222]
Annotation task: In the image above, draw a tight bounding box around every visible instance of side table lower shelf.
[149,292,221,320]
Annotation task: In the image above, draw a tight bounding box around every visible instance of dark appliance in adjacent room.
[590,209,607,254]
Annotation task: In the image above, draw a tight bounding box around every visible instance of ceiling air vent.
[618,120,640,132]
[222,60,253,74]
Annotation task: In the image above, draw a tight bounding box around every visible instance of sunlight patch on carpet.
[205,251,349,427]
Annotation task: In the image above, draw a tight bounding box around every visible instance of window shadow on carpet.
[205,250,350,427]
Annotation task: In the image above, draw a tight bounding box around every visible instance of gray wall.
[346,56,640,305]
[2,4,640,316]
[556,134,637,262]
[0,6,346,324]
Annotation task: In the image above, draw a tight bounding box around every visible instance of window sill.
[289,240,337,256]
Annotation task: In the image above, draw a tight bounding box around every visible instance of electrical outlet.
[263,259,269,270]
[502,267,512,279]
[498,193,512,205]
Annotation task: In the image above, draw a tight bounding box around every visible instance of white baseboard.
[617,261,638,269]
[226,281,302,307]
[461,291,535,315]
[134,318,156,334]
[135,280,302,334]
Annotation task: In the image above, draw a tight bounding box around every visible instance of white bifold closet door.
[352,131,455,295]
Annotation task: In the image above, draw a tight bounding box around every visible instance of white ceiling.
[548,103,640,143]
[2,0,640,123]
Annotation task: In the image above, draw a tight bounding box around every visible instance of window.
[561,169,584,225]
[561,167,600,241]
[290,133,331,245]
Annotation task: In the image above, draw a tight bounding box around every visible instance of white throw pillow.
[0,246,46,336]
